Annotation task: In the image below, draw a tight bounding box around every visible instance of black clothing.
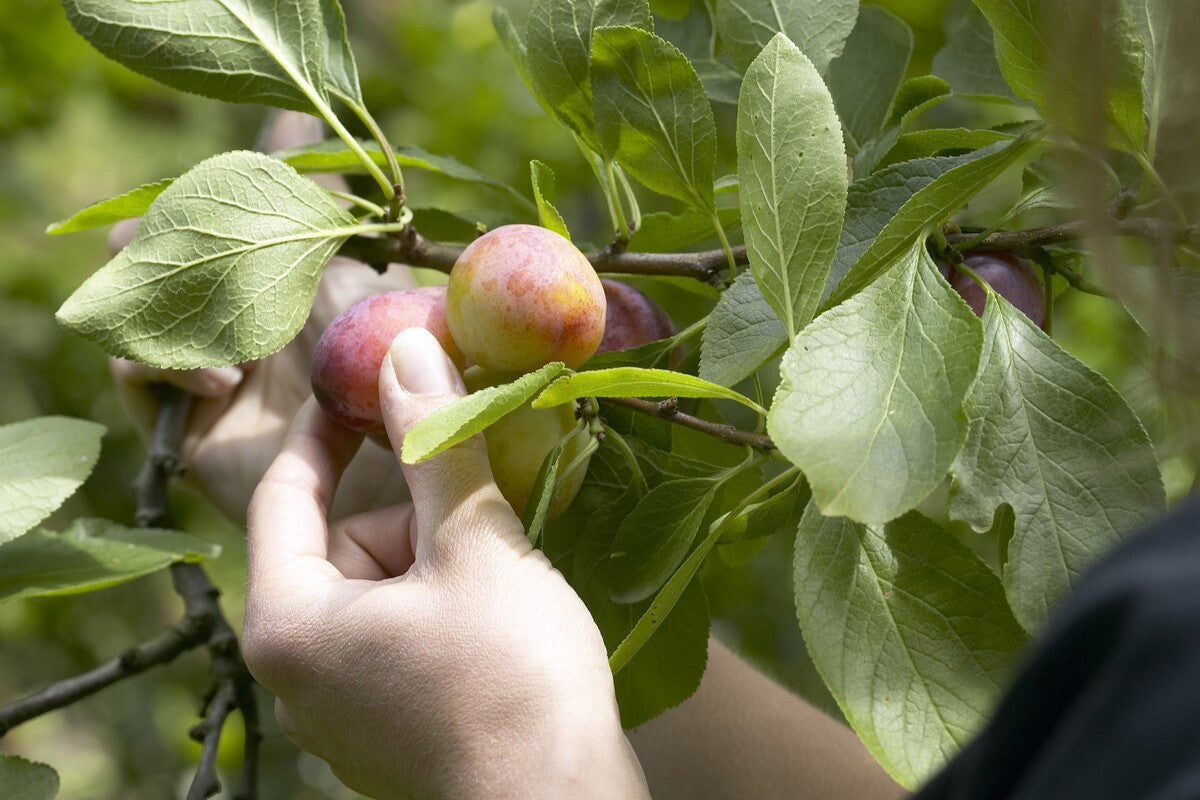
[915,497,1200,800]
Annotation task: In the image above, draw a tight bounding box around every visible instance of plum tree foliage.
[3,0,1196,794]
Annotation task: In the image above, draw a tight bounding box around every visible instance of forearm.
[627,638,905,800]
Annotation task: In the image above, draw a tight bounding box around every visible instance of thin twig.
[0,613,213,736]
[188,680,239,800]
[946,217,1196,253]
[605,397,775,452]
[337,227,746,286]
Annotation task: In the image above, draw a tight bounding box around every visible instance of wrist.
[454,698,650,800]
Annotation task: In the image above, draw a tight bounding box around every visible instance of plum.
[311,286,465,436]
[596,279,676,354]
[946,251,1047,329]
[463,366,590,518]
[446,224,606,373]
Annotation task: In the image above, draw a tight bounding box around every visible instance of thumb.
[378,327,524,568]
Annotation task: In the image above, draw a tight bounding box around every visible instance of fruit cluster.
[311,224,675,516]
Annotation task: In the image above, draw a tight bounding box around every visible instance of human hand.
[241,328,650,800]
[110,112,415,523]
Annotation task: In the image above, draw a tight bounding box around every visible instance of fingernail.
[389,328,457,395]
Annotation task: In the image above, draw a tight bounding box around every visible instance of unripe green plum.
[596,279,676,354]
[446,224,606,373]
[311,287,466,436]
[464,366,590,519]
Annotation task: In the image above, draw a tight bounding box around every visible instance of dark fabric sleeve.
[913,497,1200,800]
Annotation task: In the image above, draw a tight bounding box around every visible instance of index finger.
[247,399,362,592]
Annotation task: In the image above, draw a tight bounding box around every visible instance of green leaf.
[794,503,1027,789]
[533,367,764,413]
[825,5,914,155]
[525,0,653,150]
[829,148,983,296]
[0,518,219,603]
[851,75,953,176]
[493,5,537,99]
[402,363,566,464]
[932,0,1015,100]
[627,207,740,253]
[828,135,1036,307]
[737,33,848,339]
[45,179,172,235]
[609,477,717,602]
[876,129,1013,171]
[609,497,726,674]
[719,473,807,543]
[698,271,788,388]
[950,294,1165,632]
[770,242,982,524]
[582,335,680,370]
[591,26,717,212]
[56,151,359,368]
[716,0,859,74]
[63,0,328,111]
[693,57,743,104]
[320,0,362,103]
[973,0,1145,152]
[0,755,59,800]
[521,438,568,545]
[0,417,105,544]
[276,140,534,213]
[603,579,709,727]
[530,160,571,239]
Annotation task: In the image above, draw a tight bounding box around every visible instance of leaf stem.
[1133,150,1188,228]
[328,190,387,219]
[710,210,737,278]
[607,160,632,243]
[600,423,648,498]
[343,99,406,201]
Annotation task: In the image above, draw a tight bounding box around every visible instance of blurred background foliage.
[0,0,1194,797]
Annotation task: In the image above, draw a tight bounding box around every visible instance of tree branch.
[337,227,746,286]
[604,397,775,452]
[946,217,1197,253]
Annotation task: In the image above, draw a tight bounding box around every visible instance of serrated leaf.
[876,129,1013,171]
[276,140,535,213]
[698,271,788,387]
[601,578,709,727]
[493,5,538,100]
[46,179,172,235]
[694,56,743,104]
[828,148,983,297]
[609,477,717,603]
[770,242,982,524]
[973,0,1145,153]
[530,160,570,239]
[0,417,105,543]
[932,0,1015,100]
[64,0,328,111]
[719,473,806,543]
[0,518,219,603]
[0,755,59,800]
[583,336,680,370]
[950,294,1165,631]
[525,0,653,150]
[592,26,717,212]
[825,5,914,155]
[794,503,1027,788]
[521,438,567,546]
[534,367,763,413]
[627,207,740,253]
[716,0,859,74]
[402,363,565,464]
[56,151,359,368]
[851,76,953,176]
[828,135,1036,307]
[320,0,361,103]
[737,33,848,338]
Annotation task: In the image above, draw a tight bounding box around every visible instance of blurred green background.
[1,0,1195,797]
